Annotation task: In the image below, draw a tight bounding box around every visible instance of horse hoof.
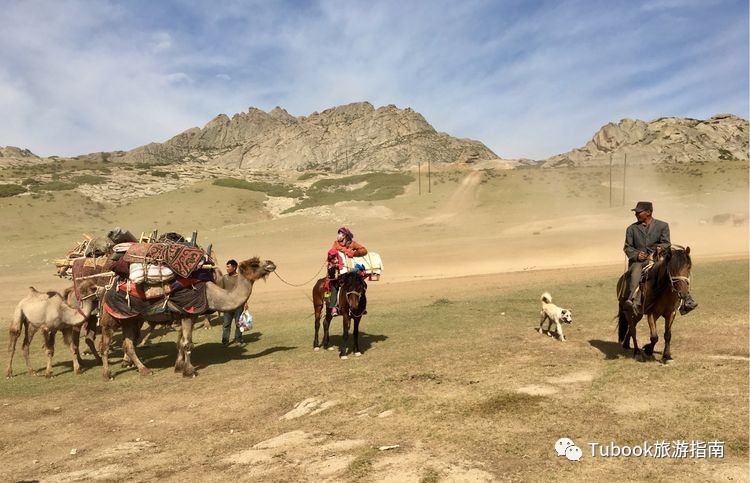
[354,352,362,357]
[662,357,674,365]
[327,347,336,351]
[340,355,348,360]
[313,347,320,352]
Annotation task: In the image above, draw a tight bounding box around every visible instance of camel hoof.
[139,369,153,376]
[183,369,196,378]
[340,355,348,360]
[354,352,362,357]
[314,347,320,352]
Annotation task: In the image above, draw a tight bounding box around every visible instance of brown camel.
[99,257,275,379]
[6,280,100,378]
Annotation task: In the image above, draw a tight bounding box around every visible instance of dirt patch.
[546,370,596,385]
[279,398,341,420]
[516,384,559,396]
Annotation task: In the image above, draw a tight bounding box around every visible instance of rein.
[272,261,327,287]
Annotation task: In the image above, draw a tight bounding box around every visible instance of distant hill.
[105,102,501,172]
[541,113,749,167]
[0,146,44,167]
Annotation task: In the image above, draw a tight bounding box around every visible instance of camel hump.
[541,292,552,303]
[28,286,39,294]
[46,291,61,299]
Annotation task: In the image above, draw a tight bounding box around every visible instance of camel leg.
[84,319,102,364]
[340,313,351,359]
[177,318,196,378]
[63,327,82,375]
[43,329,56,378]
[122,323,152,376]
[137,321,155,347]
[353,316,362,356]
[100,322,114,380]
[6,319,23,378]
[22,324,41,376]
[175,322,185,373]
[313,303,323,350]
[643,314,659,358]
[663,311,677,363]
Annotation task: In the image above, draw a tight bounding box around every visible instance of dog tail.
[541,292,552,304]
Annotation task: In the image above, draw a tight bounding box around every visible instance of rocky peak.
[543,114,749,167]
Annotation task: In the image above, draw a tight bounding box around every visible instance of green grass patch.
[283,172,414,213]
[70,174,107,185]
[32,181,77,191]
[212,177,304,197]
[0,184,26,197]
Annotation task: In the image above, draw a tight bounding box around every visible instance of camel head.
[238,257,276,282]
[77,279,100,299]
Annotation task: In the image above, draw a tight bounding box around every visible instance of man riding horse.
[622,201,697,316]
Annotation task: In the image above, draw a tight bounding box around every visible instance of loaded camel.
[99,257,275,379]
[6,280,100,378]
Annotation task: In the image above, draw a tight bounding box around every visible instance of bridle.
[345,289,365,317]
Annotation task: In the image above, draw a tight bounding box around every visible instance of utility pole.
[609,153,613,208]
[622,153,627,206]
[418,163,422,195]
[428,158,431,193]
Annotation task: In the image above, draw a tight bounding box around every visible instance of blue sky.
[0,0,747,159]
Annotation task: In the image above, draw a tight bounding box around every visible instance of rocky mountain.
[542,113,749,167]
[109,102,501,172]
[0,146,44,167]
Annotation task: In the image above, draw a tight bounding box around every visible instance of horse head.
[665,245,692,301]
[341,272,367,317]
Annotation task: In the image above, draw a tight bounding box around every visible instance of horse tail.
[541,292,552,304]
[616,309,629,344]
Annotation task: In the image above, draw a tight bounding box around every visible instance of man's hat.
[631,201,653,213]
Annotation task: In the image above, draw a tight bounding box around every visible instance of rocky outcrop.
[542,114,749,167]
[109,102,501,171]
[0,146,44,167]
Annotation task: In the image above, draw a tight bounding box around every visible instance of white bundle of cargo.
[129,263,176,284]
[339,251,383,281]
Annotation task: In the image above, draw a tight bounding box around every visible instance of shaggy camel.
[99,257,276,379]
[6,280,100,378]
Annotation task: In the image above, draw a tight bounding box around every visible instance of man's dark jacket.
[623,219,671,266]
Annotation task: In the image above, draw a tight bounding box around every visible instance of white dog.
[538,292,573,341]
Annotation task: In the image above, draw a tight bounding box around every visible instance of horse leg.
[178,318,196,378]
[353,316,362,356]
[313,303,323,351]
[122,323,152,376]
[662,311,677,364]
[340,314,351,359]
[629,320,642,360]
[643,314,659,359]
[324,309,333,351]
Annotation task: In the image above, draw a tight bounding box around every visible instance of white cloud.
[0,1,746,159]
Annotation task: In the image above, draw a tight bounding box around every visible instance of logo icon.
[555,437,582,461]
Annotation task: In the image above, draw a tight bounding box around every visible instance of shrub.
[70,174,107,185]
[213,177,304,197]
[150,170,169,177]
[0,184,26,197]
[33,181,76,191]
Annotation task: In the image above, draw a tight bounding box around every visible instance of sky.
[0,0,747,160]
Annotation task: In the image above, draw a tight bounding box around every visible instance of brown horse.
[312,271,367,358]
[616,245,694,363]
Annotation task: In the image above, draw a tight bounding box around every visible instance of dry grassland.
[0,161,747,482]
